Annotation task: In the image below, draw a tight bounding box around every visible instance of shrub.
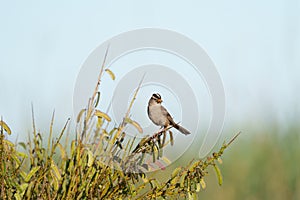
[0,54,239,199]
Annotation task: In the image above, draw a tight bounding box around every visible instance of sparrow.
[147,93,191,135]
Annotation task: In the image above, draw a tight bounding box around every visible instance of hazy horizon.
[1,1,299,141]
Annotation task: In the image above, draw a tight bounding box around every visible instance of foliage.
[0,50,238,199]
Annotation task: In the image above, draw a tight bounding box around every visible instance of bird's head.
[151,93,163,104]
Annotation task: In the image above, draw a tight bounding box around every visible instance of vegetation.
[0,51,238,199]
[201,125,300,200]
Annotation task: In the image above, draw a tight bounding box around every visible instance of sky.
[1,0,299,141]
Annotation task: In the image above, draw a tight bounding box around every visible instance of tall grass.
[0,52,239,199]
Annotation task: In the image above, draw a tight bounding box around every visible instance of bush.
[0,57,238,199]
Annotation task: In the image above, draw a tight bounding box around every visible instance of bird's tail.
[172,123,191,135]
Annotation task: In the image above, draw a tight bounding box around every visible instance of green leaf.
[213,164,223,186]
[169,130,174,146]
[18,142,27,150]
[94,91,100,107]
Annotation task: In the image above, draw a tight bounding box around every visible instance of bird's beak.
[157,99,162,103]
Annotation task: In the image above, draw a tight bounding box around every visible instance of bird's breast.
[148,105,167,126]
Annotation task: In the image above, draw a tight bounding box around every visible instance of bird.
[147,93,191,135]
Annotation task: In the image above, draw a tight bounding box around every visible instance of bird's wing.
[161,106,177,126]
[162,106,191,135]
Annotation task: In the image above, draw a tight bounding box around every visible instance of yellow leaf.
[171,167,182,178]
[170,176,180,185]
[200,178,206,189]
[161,156,171,165]
[11,154,21,168]
[131,120,143,133]
[57,143,67,160]
[76,109,86,123]
[16,152,28,159]
[105,68,115,80]
[20,183,28,193]
[26,182,34,198]
[25,166,40,182]
[87,150,94,167]
[20,171,27,180]
[141,176,149,183]
[188,192,197,200]
[71,140,76,156]
[52,178,59,191]
[95,110,111,122]
[189,160,202,171]
[180,171,187,187]
[14,193,21,200]
[196,183,201,192]
[97,117,103,128]
[0,120,11,135]
[100,182,111,198]
[51,160,62,180]
[125,118,143,133]
[15,183,28,198]
[50,165,60,191]
[4,139,14,147]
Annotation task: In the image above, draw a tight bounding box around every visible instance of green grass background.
[199,125,300,199]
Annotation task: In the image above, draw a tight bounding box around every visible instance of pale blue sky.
[1,1,299,140]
